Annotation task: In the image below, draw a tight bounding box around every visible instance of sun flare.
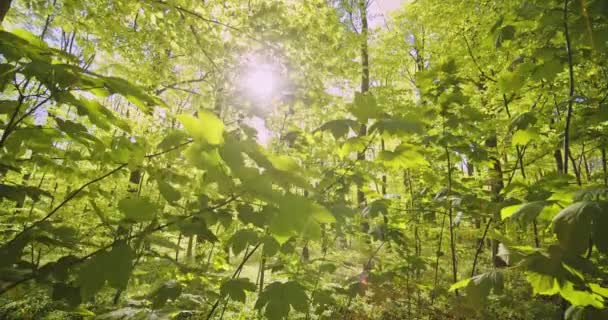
[238,54,282,101]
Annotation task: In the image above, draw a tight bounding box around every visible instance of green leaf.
[157,130,188,151]
[315,119,359,139]
[378,143,428,169]
[532,58,563,82]
[0,184,52,203]
[509,112,537,131]
[149,280,182,308]
[78,254,108,300]
[350,92,380,123]
[102,76,163,112]
[269,194,335,241]
[553,201,597,255]
[450,271,504,306]
[512,128,538,146]
[339,137,368,158]
[560,281,604,308]
[178,110,224,145]
[118,197,156,222]
[255,281,308,320]
[220,278,257,303]
[158,181,181,203]
[501,201,551,222]
[564,306,608,320]
[262,236,280,257]
[369,118,424,137]
[449,278,472,292]
[105,242,135,290]
[228,230,259,255]
[178,217,218,242]
[77,241,135,299]
[593,202,608,255]
[0,100,19,115]
[362,199,390,218]
[238,204,266,228]
[0,235,30,269]
[52,283,82,307]
[495,25,516,48]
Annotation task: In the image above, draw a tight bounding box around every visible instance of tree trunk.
[356,0,369,208]
[0,0,12,25]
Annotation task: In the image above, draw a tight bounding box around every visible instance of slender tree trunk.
[258,256,266,293]
[445,146,458,294]
[554,149,564,173]
[186,235,194,260]
[582,152,591,182]
[471,218,492,277]
[533,220,540,248]
[175,233,182,261]
[491,156,504,267]
[563,0,575,175]
[381,138,387,196]
[356,0,369,207]
[430,213,446,304]
[602,148,608,187]
[0,0,12,25]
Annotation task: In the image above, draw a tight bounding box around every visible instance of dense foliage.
[1,0,608,319]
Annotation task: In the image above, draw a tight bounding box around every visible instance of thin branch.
[470,218,492,277]
[0,194,239,295]
[563,0,576,175]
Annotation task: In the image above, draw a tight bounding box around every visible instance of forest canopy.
[1,0,608,319]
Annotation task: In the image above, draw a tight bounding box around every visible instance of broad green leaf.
[560,281,604,308]
[501,201,552,222]
[269,194,335,241]
[102,76,164,112]
[0,100,19,115]
[78,253,108,299]
[509,112,537,131]
[363,199,390,218]
[158,181,181,203]
[149,280,182,308]
[118,197,156,222]
[178,111,224,145]
[526,272,560,296]
[105,242,135,290]
[220,278,257,303]
[495,25,516,48]
[339,136,368,158]
[450,271,504,306]
[268,154,299,172]
[593,202,608,255]
[0,235,29,269]
[378,143,428,169]
[0,184,52,203]
[238,204,266,228]
[178,217,218,242]
[228,229,259,255]
[78,241,135,299]
[368,118,424,137]
[449,278,472,292]
[350,92,380,123]
[315,119,359,139]
[262,236,280,257]
[553,201,597,255]
[52,283,81,307]
[157,130,188,151]
[512,128,538,146]
[565,306,608,320]
[255,281,308,320]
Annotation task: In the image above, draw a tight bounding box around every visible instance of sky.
[368,0,406,29]
[251,0,407,145]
